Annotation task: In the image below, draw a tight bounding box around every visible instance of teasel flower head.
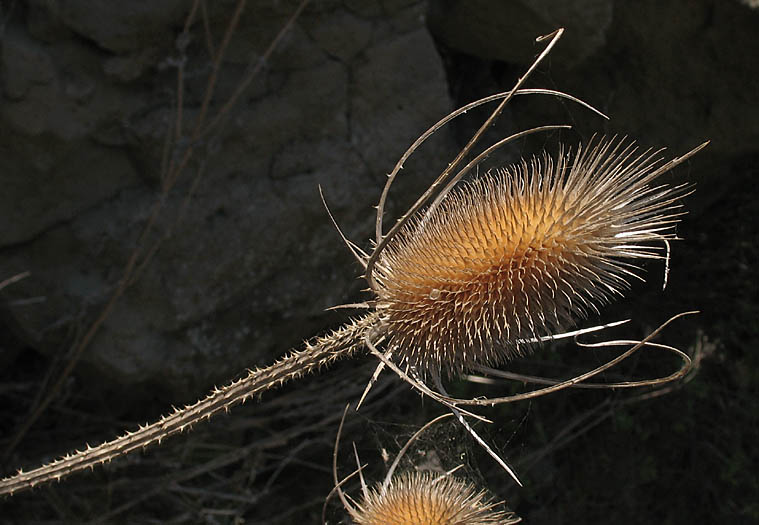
[332,411,519,524]
[374,137,692,378]
[350,471,518,525]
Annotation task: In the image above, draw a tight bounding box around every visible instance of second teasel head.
[351,471,516,525]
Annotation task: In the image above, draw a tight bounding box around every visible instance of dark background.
[1,0,757,523]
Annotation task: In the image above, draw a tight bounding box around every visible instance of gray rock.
[1,27,56,100]
[428,0,759,209]
[29,0,187,54]
[0,0,455,396]
[428,0,613,68]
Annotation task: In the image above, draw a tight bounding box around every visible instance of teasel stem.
[0,312,379,496]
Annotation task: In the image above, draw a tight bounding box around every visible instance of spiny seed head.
[351,471,517,525]
[374,137,689,377]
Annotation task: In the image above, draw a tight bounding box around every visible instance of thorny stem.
[0,312,379,496]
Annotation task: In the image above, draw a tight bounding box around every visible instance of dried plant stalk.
[0,313,377,495]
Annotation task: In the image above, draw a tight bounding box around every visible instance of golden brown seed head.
[351,471,516,525]
[374,138,688,377]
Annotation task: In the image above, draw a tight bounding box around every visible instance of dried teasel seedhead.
[351,471,517,525]
[374,137,691,377]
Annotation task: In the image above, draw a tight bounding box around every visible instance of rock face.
[428,0,614,67]
[0,0,455,395]
[2,0,758,399]
[429,0,759,157]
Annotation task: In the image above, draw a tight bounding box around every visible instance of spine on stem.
[0,311,379,496]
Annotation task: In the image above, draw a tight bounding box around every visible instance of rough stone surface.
[427,0,614,68]
[0,0,455,396]
[428,0,759,208]
[29,0,188,53]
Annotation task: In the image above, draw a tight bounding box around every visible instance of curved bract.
[352,471,514,525]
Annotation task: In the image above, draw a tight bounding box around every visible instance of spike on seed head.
[351,471,517,525]
[374,137,691,378]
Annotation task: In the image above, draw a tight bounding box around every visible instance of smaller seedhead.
[327,407,520,525]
